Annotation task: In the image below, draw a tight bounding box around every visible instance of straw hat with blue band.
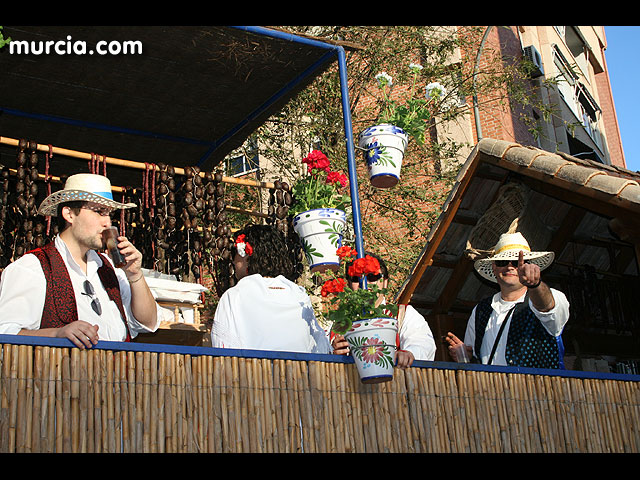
[473,232,555,283]
[37,173,137,217]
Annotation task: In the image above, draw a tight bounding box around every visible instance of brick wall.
[596,38,627,168]
[469,26,537,146]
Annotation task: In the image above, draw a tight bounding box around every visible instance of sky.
[603,26,640,172]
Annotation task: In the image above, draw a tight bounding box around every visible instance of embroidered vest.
[474,296,560,369]
[29,242,131,342]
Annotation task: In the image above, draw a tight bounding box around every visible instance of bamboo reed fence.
[1,337,638,453]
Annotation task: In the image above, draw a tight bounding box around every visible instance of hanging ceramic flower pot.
[344,316,398,384]
[292,208,346,273]
[358,124,408,189]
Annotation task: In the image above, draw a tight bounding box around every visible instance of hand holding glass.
[452,343,470,363]
[102,227,127,268]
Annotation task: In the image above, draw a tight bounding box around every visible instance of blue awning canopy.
[0,25,368,257]
[0,26,358,177]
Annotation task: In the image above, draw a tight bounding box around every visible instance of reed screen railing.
[1,336,638,453]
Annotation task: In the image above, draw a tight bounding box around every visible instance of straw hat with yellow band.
[474,232,555,283]
[37,173,136,217]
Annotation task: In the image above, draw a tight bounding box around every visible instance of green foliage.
[289,173,350,217]
[374,66,435,145]
[328,283,398,335]
[251,26,560,296]
[382,99,430,145]
[0,27,11,49]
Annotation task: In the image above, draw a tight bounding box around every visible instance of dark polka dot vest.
[28,241,131,342]
[474,296,560,369]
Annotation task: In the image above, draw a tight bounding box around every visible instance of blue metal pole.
[231,26,340,51]
[233,27,367,270]
[336,47,365,262]
[234,27,366,262]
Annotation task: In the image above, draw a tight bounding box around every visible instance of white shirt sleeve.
[109,260,161,336]
[399,305,436,361]
[463,306,478,355]
[304,300,333,354]
[528,288,570,337]
[0,254,47,335]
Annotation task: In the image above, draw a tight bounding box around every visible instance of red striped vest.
[28,242,131,342]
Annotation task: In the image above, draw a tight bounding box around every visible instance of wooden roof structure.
[397,138,640,361]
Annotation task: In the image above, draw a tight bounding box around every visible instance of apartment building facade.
[466,26,625,168]
[230,26,626,182]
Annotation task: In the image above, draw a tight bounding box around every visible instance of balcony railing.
[1,334,638,453]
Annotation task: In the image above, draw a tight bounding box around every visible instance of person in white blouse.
[331,251,437,368]
[211,224,332,354]
[445,232,570,369]
[0,173,161,349]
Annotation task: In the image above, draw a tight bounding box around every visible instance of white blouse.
[211,274,332,354]
[0,235,161,341]
[399,304,436,361]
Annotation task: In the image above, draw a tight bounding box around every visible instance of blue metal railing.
[2,334,639,383]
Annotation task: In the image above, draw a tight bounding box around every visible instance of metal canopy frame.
[230,27,365,259]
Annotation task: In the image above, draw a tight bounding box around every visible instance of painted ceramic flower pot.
[292,208,346,273]
[344,317,398,384]
[358,124,408,189]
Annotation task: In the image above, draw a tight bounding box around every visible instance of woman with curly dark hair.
[211,224,332,354]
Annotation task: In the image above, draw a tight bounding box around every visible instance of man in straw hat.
[0,173,161,348]
[445,232,569,369]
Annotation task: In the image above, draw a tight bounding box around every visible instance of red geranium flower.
[347,255,381,278]
[336,246,357,259]
[321,278,347,297]
[326,170,348,187]
[290,149,351,217]
[363,255,380,275]
[302,150,330,173]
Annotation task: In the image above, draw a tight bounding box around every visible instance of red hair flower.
[235,234,253,257]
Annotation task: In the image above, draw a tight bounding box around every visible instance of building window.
[225,153,259,177]
[553,46,605,157]
[564,27,589,77]
[225,137,259,177]
[553,47,581,119]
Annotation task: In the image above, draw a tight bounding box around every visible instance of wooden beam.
[609,217,640,273]
[0,135,276,189]
[431,257,475,314]
[397,147,484,304]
